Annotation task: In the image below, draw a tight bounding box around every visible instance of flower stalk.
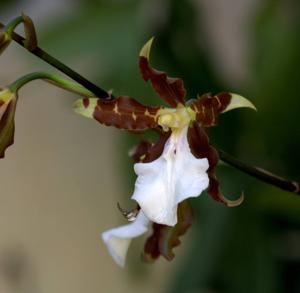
[4,16,24,36]
[8,71,95,97]
[0,21,299,196]
[0,21,110,99]
[0,71,95,159]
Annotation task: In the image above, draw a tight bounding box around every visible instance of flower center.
[157,106,195,131]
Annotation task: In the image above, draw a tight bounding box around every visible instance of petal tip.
[222,93,257,113]
[101,231,127,268]
[73,98,97,119]
[224,191,244,207]
[73,99,85,115]
[139,37,155,60]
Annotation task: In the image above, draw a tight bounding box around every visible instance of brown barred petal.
[74,96,161,131]
[190,92,256,127]
[139,38,186,108]
[189,92,231,127]
[143,200,193,262]
[129,130,170,163]
[188,122,244,206]
[129,140,153,163]
[143,131,170,163]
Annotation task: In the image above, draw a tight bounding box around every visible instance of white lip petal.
[132,126,209,226]
[101,211,150,267]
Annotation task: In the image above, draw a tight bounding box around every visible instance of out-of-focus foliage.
[0,0,19,10]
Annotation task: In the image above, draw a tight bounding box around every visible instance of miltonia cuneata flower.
[74,38,256,266]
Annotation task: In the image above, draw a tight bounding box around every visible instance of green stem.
[0,22,111,99]
[9,71,95,97]
[4,16,23,35]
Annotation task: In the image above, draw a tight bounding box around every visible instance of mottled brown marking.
[143,131,170,163]
[83,98,89,108]
[132,112,137,121]
[92,96,161,130]
[190,92,232,127]
[216,92,231,109]
[130,131,170,164]
[112,103,118,114]
[214,95,221,108]
[130,140,153,163]
[139,56,186,107]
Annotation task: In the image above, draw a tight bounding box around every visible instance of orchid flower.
[74,38,256,266]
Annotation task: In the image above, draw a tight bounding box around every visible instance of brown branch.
[218,149,300,195]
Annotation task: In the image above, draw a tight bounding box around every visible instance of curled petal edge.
[187,122,245,207]
[218,191,244,207]
[22,13,38,51]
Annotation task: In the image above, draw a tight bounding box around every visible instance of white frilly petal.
[132,126,209,226]
[101,211,150,267]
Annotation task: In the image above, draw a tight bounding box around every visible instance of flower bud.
[0,87,18,158]
[22,13,37,51]
[0,31,12,55]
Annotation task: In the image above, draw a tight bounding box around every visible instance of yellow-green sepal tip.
[73,98,98,119]
[139,37,154,60]
[222,93,257,113]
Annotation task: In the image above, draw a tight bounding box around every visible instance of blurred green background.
[0,0,300,292]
